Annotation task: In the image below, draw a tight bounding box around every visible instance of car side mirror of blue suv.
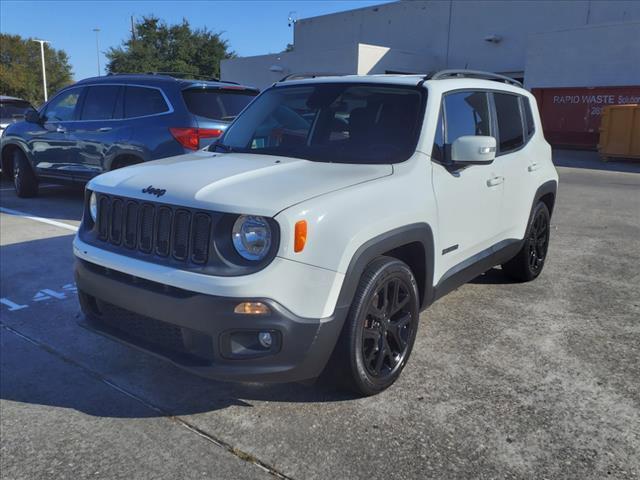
[25,109,43,124]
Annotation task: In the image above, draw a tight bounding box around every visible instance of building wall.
[222,0,640,88]
[293,1,451,60]
[525,22,640,88]
[356,44,432,74]
[222,45,359,89]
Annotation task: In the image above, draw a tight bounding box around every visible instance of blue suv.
[0,74,259,197]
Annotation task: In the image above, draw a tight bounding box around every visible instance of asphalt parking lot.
[1,150,639,480]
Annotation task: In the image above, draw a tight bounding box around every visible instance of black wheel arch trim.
[534,179,557,217]
[334,223,435,315]
[1,140,36,176]
[432,180,557,300]
[105,151,148,171]
[331,181,556,327]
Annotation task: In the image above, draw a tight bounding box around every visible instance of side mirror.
[25,109,43,124]
[451,135,496,165]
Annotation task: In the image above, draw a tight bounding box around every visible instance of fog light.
[234,302,271,315]
[258,331,273,348]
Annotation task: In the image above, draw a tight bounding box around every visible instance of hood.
[89,151,393,216]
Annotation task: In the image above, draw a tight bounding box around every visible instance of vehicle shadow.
[553,148,640,174]
[0,233,357,420]
[0,178,85,223]
[469,267,517,285]
[0,330,356,419]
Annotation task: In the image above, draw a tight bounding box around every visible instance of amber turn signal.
[294,220,307,253]
[234,302,271,315]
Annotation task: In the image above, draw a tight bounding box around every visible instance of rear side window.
[80,86,121,120]
[182,89,257,121]
[523,97,535,138]
[124,87,169,118]
[443,91,491,144]
[494,93,524,153]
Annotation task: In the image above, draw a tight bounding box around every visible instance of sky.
[0,0,392,80]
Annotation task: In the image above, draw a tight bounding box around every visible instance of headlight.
[89,192,97,222]
[232,215,272,261]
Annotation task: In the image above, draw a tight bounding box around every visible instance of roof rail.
[430,69,523,88]
[147,71,226,82]
[105,71,239,84]
[278,72,346,82]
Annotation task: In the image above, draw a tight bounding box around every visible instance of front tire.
[502,201,551,281]
[330,256,420,396]
[12,150,38,198]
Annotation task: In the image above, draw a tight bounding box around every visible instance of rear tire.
[12,149,38,198]
[328,256,420,396]
[502,202,550,282]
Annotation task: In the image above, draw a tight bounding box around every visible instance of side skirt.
[431,238,523,302]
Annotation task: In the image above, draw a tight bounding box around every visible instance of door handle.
[56,125,66,133]
[98,127,112,132]
[528,162,540,172]
[486,176,504,187]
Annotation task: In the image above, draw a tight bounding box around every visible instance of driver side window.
[443,91,491,144]
[43,89,82,122]
[434,91,491,163]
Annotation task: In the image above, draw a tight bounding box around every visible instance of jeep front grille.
[94,193,213,265]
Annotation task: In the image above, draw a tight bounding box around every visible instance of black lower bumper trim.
[74,259,347,383]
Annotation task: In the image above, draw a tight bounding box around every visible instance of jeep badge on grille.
[142,185,166,197]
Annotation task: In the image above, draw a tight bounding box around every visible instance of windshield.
[182,88,258,122]
[0,101,33,120]
[216,83,425,164]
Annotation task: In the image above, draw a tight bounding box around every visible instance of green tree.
[0,34,73,106]
[106,16,235,79]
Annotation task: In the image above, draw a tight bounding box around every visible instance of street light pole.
[93,28,101,76]
[32,39,50,102]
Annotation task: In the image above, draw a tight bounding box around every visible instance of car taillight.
[170,128,223,150]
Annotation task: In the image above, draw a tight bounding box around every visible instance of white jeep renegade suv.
[73,70,558,396]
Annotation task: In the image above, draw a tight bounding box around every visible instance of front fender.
[333,223,435,312]
[275,155,437,311]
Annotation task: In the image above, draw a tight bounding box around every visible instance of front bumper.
[75,259,347,383]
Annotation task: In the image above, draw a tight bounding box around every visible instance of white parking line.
[0,206,79,232]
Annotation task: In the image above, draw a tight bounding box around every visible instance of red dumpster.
[532,86,640,150]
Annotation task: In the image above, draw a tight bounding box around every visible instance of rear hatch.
[0,99,34,130]
[181,86,258,148]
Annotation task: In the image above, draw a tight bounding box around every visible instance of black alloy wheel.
[12,155,21,191]
[502,201,551,281]
[362,276,415,379]
[527,207,549,274]
[327,256,420,396]
[12,150,38,198]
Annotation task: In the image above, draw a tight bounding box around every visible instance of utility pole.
[32,39,50,102]
[93,28,101,75]
[130,16,136,43]
[287,11,297,44]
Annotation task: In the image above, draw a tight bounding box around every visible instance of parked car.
[0,95,35,134]
[73,70,558,396]
[0,74,259,197]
